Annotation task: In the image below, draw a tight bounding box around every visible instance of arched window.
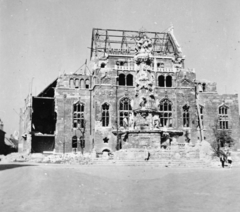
[80,79,85,88]
[75,78,79,89]
[85,79,90,89]
[73,102,84,128]
[102,103,110,127]
[183,105,190,127]
[158,75,165,87]
[119,98,132,127]
[119,74,125,86]
[219,105,229,129]
[159,99,172,127]
[166,76,172,87]
[69,78,74,88]
[126,74,133,86]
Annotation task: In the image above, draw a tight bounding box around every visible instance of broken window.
[219,105,229,129]
[159,98,172,127]
[69,78,74,88]
[119,97,132,127]
[80,79,85,88]
[85,79,90,89]
[183,105,190,127]
[102,103,110,127]
[119,74,125,86]
[166,75,172,87]
[73,102,84,128]
[75,78,79,89]
[158,75,165,87]
[126,74,133,86]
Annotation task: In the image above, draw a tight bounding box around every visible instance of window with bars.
[102,103,110,127]
[73,102,84,128]
[219,105,229,129]
[159,99,173,127]
[119,98,132,127]
[183,105,190,127]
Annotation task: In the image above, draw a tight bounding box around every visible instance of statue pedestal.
[123,130,161,149]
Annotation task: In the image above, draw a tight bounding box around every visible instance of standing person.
[219,154,225,168]
[226,150,233,168]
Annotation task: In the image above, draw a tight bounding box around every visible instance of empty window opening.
[183,105,190,127]
[85,79,90,89]
[219,105,229,129]
[166,75,172,87]
[101,63,106,68]
[103,137,109,143]
[119,98,132,127]
[158,75,165,87]
[102,103,110,127]
[127,74,133,86]
[80,79,85,88]
[119,74,125,86]
[72,135,78,149]
[75,79,79,89]
[159,99,172,127]
[73,102,84,128]
[202,83,206,92]
[69,78,74,88]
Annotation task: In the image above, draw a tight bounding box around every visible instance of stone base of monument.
[122,131,161,149]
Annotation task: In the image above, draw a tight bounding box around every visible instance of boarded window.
[75,79,79,88]
[80,79,85,88]
[69,78,74,88]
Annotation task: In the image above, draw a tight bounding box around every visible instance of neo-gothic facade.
[18,28,240,153]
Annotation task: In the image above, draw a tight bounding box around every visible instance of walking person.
[219,154,225,168]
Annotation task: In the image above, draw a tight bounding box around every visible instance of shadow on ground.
[0,164,36,171]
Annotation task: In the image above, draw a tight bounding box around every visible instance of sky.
[0,0,240,136]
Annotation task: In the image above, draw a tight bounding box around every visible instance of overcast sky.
[1,0,240,136]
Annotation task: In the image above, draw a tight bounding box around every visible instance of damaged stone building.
[18,28,240,154]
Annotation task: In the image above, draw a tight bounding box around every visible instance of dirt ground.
[0,163,239,212]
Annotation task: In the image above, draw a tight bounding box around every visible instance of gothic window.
[159,99,173,127]
[126,74,133,86]
[183,105,190,127]
[80,79,85,88]
[102,103,110,127]
[158,75,165,87]
[166,75,172,87]
[85,79,90,89]
[219,105,229,129]
[75,78,79,88]
[119,74,125,86]
[69,78,74,88]
[73,102,84,128]
[119,97,132,127]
